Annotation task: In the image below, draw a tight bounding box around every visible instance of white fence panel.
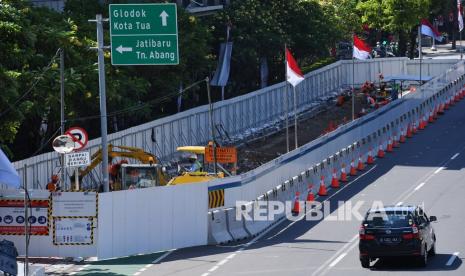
[97,183,208,259]
[14,58,458,189]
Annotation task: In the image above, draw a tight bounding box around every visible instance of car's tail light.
[402,233,414,239]
[403,225,420,240]
[411,224,420,239]
[359,225,375,240]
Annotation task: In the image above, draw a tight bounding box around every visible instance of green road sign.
[109,3,179,65]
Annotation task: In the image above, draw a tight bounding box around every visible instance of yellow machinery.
[167,146,224,185]
[73,144,168,190]
[73,144,227,190]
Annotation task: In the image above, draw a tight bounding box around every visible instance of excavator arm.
[71,144,163,185]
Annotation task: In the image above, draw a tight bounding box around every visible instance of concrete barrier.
[225,207,249,241]
[208,210,233,244]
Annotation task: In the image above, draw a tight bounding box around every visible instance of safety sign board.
[52,192,97,217]
[64,151,90,168]
[205,146,237,163]
[65,127,89,151]
[0,200,49,235]
[53,217,93,245]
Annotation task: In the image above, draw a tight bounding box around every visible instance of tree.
[356,0,431,58]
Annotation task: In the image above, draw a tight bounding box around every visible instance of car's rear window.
[364,210,414,228]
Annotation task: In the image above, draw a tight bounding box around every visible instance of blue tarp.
[383,75,433,82]
[0,149,20,189]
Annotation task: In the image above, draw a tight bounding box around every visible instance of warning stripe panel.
[208,189,224,209]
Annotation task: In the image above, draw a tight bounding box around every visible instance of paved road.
[138,93,465,276]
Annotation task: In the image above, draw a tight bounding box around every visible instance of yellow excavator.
[72,144,168,190]
[72,144,226,190]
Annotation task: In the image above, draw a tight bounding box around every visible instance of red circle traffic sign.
[65,127,89,151]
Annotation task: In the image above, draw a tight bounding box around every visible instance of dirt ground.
[236,94,365,173]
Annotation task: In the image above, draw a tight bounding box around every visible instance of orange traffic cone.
[445,100,450,110]
[387,138,393,152]
[423,114,428,127]
[433,106,439,119]
[406,125,413,138]
[428,110,434,123]
[318,176,327,196]
[340,164,348,182]
[400,128,406,143]
[413,121,418,133]
[350,159,357,176]
[377,143,385,158]
[393,133,400,148]
[419,117,425,130]
[331,169,340,188]
[306,184,315,202]
[367,148,375,164]
[357,155,365,170]
[292,191,300,215]
[461,90,465,99]
[438,103,445,114]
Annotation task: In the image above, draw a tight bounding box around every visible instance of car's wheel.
[418,245,428,267]
[361,256,370,268]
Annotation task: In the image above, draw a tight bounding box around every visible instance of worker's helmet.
[51,174,59,183]
[187,153,197,160]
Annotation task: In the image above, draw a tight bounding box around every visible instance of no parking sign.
[65,127,88,151]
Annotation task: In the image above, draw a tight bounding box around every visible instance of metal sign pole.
[89,14,110,192]
[206,77,217,174]
[23,164,29,276]
[60,48,66,191]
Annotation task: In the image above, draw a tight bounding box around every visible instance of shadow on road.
[369,253,462,271]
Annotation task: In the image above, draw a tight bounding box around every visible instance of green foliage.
[211,0,340,94]
[0,0,349,160]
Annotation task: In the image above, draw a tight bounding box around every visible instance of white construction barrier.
[208,210,233,244]
[225,207,249,241]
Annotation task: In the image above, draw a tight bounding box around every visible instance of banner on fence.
[0,199,49,235]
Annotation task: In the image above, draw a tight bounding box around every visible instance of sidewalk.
[422,40,465,59]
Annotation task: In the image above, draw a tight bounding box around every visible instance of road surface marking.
[434,167,444,174]
[201,274,209,276]
[226,253,236,259]
[145,264,153,268]
[414,182,425,191]
[446,252,460,266]
[311,234,358,276]
[451,153,460,160]
[217,259,228,266]
[133,272,141,276]
[208,266,219,272]
[396,201,403,206]
[268,165,377,240]
[152,249,175,264]
[329,253,347,267]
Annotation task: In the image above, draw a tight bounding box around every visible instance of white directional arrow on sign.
[116,45,133,54]
[160,10,168,26]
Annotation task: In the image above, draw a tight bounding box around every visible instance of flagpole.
[352,35,355,121]
[418,25,422,86]
[459,31,463,59]
[284,44,289,153]
[293,85,298,149]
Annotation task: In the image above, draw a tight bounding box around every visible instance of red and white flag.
[421,19,443,41]
[353,35,372,60]
[459,0,464,32]
[286,48,304,87]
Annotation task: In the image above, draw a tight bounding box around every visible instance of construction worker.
[46,175,58,192]
[188,153,202,172]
